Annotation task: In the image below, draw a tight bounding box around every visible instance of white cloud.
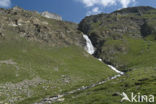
[0,0,11,8]
[77,0,136,15]
[120,0,134,8]
[92,7,100,12]
[87,7,101,16]
[78,0,136,8]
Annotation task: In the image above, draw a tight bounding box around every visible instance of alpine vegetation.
[0,5,156,104]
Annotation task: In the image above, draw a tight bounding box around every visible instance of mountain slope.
[0,7,116,104]
[0,7,85,47]
[0,6,156,104]
[57,67,156,104]
[79,6,156,71]
[59,6,156,104]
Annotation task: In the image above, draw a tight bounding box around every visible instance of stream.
[34,34,124,104]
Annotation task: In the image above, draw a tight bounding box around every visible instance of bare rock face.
[12,6,23,11]
[41,11,62,21]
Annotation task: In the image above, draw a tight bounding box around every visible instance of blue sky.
[0,0,156,23]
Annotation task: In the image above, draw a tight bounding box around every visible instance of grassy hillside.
[0,8,116,104]
[51,37,156,103]
[75,6,156,104]
[98,37,156,71]
[0,6,156,104]
[79,6,156,71]
[56,67,156,104]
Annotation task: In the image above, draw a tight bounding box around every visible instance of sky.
[0,0,156,23]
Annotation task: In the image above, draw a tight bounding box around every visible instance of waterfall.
[98,58,102,62]
[83,34,124,75]
[83,34,95,55]
[35,34,125,104]
[107,65,124,75]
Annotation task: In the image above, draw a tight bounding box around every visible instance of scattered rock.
[0,59,17,65]
[41,11,62,21]
[0,32,5,39]
[58,98,65,102]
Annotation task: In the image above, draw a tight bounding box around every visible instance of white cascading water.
[35,34,125,104]
[107,65,124,75]
[98,58,102,62]
[83,34,95,55]
[83,34,124,75]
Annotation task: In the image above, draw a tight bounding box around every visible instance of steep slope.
[63,6,156,104]
[34,6,156,103]
[0,7,85,47]
[0,7,116,104]
[1,6,156,104]
[79,6,156,71]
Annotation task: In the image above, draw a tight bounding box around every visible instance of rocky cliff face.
[41,11,62,21]
[0,7,85,47]
[79,6,156,71]
[79,6,156,40]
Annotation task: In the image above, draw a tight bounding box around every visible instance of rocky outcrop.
[0,7,85,47]
[79,6,156,70]
[41,11,62,21]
